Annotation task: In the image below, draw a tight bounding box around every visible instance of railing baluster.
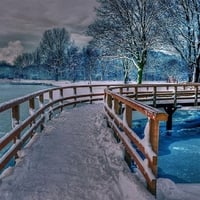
[125,105,132,128]
[195,85,198,106]
[89,86,92,104]
[1,82,200,194]
[174,85,177,107]
[49,90,53,120]
[12,105,20,129]
[29,98,35,116]
[107,93,112,109]
[39,94,44,108]
[73,87,77,107]
[104,87,168,196]
[153,86,157,107]
[59,88,64,111]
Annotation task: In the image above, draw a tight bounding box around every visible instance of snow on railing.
[0,84,110,175]
[109,83,200,107]
[0,82,199,194]
[104,88,168,195]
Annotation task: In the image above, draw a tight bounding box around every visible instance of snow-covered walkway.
[0,104,199,200]
[0,104,154,200]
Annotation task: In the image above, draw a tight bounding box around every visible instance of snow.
[95,105,200,200]
[157,179,200,200]
[0,80,199,199]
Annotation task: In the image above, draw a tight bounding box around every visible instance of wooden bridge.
[0,83,199,196]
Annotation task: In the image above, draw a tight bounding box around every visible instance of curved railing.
[104,83,200,195]
[0,82,199,195]
[0,84,112,174]
[109,83,200,107]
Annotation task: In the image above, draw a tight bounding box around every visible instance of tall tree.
[39,28,70,81]
[14,52,34,67]
[88,0,162,84]
[66,43,81,82]
[82,44,99,83]
[160,0,200,82]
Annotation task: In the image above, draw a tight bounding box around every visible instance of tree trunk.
[193,66,200,82]
[137,67,143,84]
[192,56,200,82]
[55,67,59,81]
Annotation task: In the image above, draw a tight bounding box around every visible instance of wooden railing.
[0,84,111,174]
[104,88,168,195]
[109,83,200,107]
[104,82,200,195]
[0,82,199,195]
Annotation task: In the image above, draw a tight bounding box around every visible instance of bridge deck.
[0,104,154,200]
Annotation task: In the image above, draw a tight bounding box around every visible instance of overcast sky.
[0,0,98,63]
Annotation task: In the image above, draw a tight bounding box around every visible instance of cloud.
[0,41,24,64]
[0,0,98,52]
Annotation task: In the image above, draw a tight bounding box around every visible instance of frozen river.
[0,83,52,135]
[0,83,200,184]
[158,108,200,183]
[0,82,52,104]
[133,108,200,183]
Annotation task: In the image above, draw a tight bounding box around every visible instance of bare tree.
[160,0,200,82]
[88,0,163,83]
[39,28,70,81]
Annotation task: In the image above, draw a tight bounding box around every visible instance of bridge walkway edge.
[0,104,154,200]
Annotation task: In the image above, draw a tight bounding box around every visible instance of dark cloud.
[0,0,98,57]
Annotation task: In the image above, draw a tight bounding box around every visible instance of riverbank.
[0,78,168,87]
[0,79,70,87]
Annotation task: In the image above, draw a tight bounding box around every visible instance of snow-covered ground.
[0,80,199,199]
[3,78,167,87]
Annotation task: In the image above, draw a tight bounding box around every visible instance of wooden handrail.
[0,82,199,195]
[109,83,200,107]
[104,82,200,195]
[104,88,168,195]
[0,84,112,174]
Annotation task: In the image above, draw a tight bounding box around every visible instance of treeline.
[1,0,199,83]
[87,0,200,83]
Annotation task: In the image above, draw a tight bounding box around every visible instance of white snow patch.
[157,178,200,200]
[95,106,200,200]
[95,111,155,200]
[0,167,14,179]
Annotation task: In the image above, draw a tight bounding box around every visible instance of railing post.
[149,119,159,155]
[148,118,160,195]
[12,105,20,129]
[119,87,123,95]
[125,105,132,128]
[73,87,77,107]
[11,105,20,144]
[153,86,157,107]
[59,88,64,112]
[194,85,198,106]
[135,87,138,100]
[107,93,112,109]
[29,98,35,135]
[49,90,53,120]
[29,98,35,116]
[174,85,177,107]
[39,94,44,108]
[89,86,93,104]
[39,94,45,131]
[114,99,122,115]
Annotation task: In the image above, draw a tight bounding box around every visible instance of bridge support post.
[164,105,178,131]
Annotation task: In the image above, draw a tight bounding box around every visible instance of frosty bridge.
[0,83,200,198]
